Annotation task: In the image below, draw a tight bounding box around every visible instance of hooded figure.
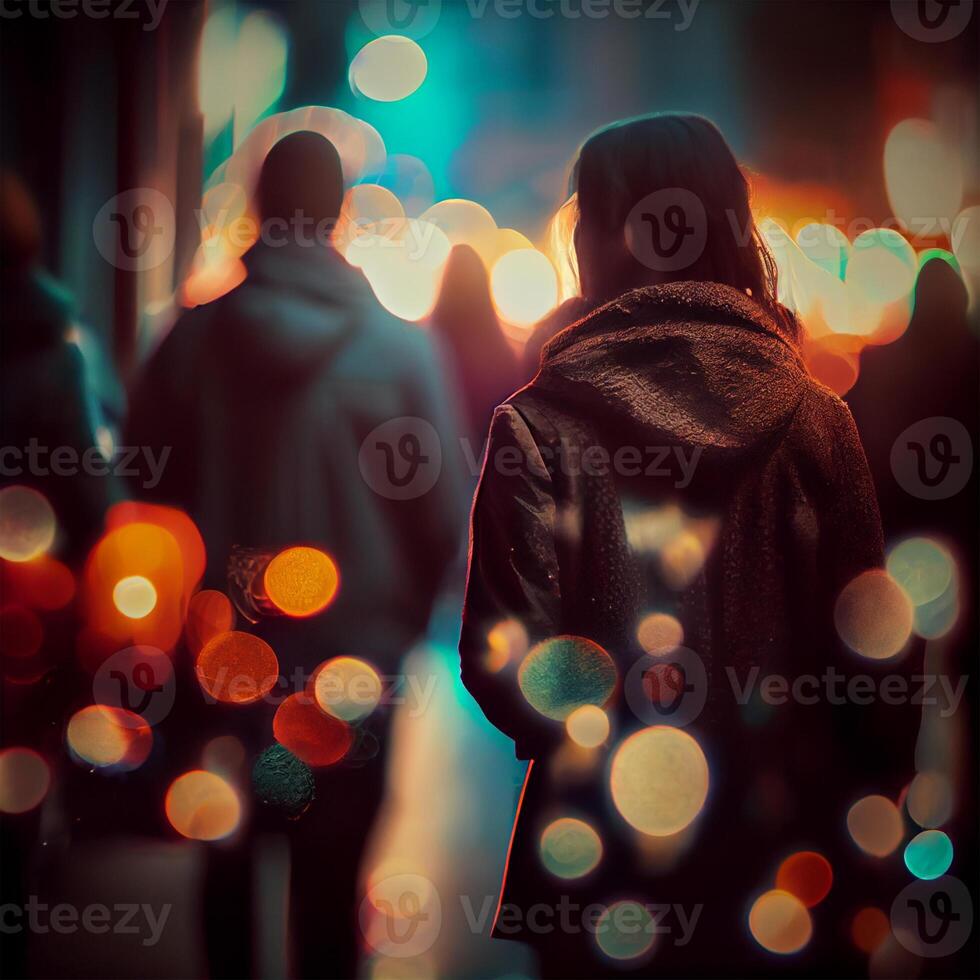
[127,132,465,980]
[459,117,916,977]
[128,133,464,674]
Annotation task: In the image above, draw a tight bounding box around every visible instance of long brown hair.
[570,114,785,326]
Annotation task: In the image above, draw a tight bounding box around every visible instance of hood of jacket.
[533,281,809,459]
[204,242,379,383]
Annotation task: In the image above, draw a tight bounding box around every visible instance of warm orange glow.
[273,693,352,766]
[66,705,153,771]
[847,794,904,857]
[0,556,75,610]
[185,590,236,655]
[485,619,528,672]
[851,907,890,954]
[165,770,241,841]
[263,546,339,618]
[196,631,279,705]
[565,705,610,748]
[636,612,684,655]
[775,851,833,908]
[834,569,913,660]
[83,520,185,650]
[105,502,206,587]
[0,748,51,814]
[113,575,158,619]
[313,656,382,722]
[610,726,709,836]
[749,890,812,954]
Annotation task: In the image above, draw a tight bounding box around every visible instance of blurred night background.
[0,1,978,978]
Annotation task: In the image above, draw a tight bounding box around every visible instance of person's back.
[459,115,917,977]
[128,132,466,980]
[128,133,464,674]
[1,172,116,558]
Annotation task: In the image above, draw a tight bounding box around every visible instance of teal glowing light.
[904,829,953,880]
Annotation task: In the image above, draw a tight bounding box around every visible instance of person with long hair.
[459,114,916,977]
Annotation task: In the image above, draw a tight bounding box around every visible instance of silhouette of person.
[0,171,119,559]
[127,132,465,979]
[430,243,521,451]
[459,115,916,977]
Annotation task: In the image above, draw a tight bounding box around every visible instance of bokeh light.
[313,656,382,722]
[0,486,56,562]
[851,907,890,954]
[485,618,529,673]
[517,635,617,721]
[112,575,158,620]
[636,612,683,655]
[886,537,954,607]
[0,748,50,814]
[884,119,963,239]
[84,508,202,651]
[795,222,849,280]
[346,217,451,321]
[565,704,610,748]
[419,198,498,257]
[1,555,75,610]
[903,829,953,880]
[847,794,904,857]
[906,770,953,829]
[273,693,353,767]
[610,726,709,836]
[539,817,602,879]
[165,770,242,841]
[66,705,153,771]
[490,248,559,327]
[196,631,279,705]
[748,890,812,954]
[595,901,656,961]
[834,569,913,660]
[199,8,288,144]
[252,744,314,817]
[951,205,979,278]
[913,572,960,639]
[185,590,236,655]
[775,851,833,907]
[202,735,247,778]
[350,36,427,102]
[263,546,339,618]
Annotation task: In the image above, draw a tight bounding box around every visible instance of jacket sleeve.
[459,403,565,760]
